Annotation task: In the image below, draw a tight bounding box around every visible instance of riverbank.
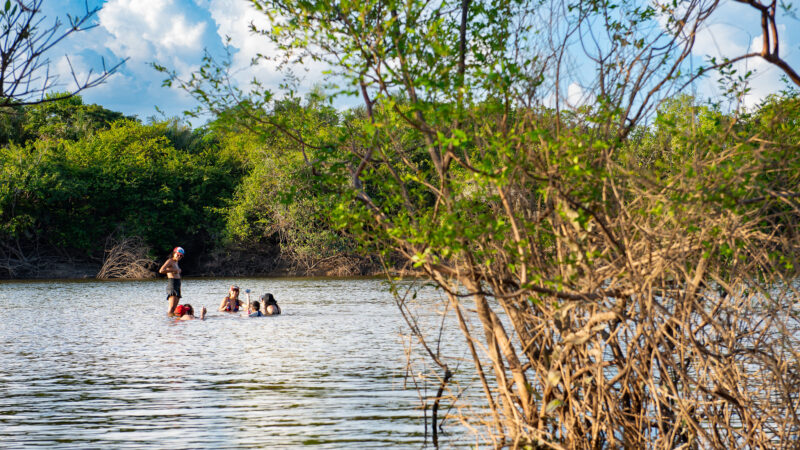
[0,251,385,280]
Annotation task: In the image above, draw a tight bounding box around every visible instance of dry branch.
[96,235,156,279]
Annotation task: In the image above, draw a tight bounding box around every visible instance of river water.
[0,278,469,448]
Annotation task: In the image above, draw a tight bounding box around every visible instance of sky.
[46,0,309,122]
[44,0,800,124]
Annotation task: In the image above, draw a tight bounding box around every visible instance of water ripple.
[0,278,472,448]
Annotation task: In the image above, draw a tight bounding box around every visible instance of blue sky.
[47,0,220,120]
[46,0,800,124]
[47,0,316,122]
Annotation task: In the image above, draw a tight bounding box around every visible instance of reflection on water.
[0,278,455,448]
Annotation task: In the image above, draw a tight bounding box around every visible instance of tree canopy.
[160,0,800,446]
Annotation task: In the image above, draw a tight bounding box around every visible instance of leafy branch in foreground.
[168,0,800,446]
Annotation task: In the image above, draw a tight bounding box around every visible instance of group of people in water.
[218,285,282,317]
[159,246,281,320]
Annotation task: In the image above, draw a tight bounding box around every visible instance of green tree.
[168,0,800,446]
[212,94,360,273]
[0,118,239,274]
[21,94,130,143]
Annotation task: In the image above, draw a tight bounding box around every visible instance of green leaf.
[545,399,561,414]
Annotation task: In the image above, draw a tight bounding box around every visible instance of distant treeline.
[1,91,797,278]
[0,94,361,278]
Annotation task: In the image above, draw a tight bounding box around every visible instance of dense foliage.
[0,99,232,271]
[4,35,800,447]
[0,95,356,277]
[210,96,360,272]
[160,0,800,447]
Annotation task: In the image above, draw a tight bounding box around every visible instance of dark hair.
[261,293,277,304]
[184,304,194,316]
[252,301,260,311]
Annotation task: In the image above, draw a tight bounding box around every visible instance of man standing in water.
[159,247,184,316]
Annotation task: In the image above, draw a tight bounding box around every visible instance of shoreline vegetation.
[0,95,389,281]
[1,230,388,280]
[0,253,387,280]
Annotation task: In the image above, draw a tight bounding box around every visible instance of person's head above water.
[182,304,194,316]
[261,293,280,315]
[173,247,185,258]
[251,300,260,312]
[229,285,240,297]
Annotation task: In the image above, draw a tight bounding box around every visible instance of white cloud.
[694,20,791,107]
[204,0,330,92]
[566,82,595,109]
[567,82,583,106]
[693,23,748,60]
[53,54,87,92]
[205,0,277,84]
[688,2,798,108]
[98,0,206,64]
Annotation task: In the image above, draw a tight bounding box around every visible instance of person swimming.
[260,293,281,315]
[218,285,243,312]
[175,304,206,320]
[248,301,264,317]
